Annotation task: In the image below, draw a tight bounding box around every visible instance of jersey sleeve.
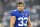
[27,11,30,17]
[10,11,16,16]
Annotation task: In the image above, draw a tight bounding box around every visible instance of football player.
[10,2,32,27]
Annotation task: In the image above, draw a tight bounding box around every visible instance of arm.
[10,16,16,27]
[27,16,32,27]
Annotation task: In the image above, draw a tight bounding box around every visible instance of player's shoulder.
[11,10,17,13]
[24,10,29,13]
[24,10,30,16]
[10,9,19,16]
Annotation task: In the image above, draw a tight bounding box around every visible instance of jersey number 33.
[18,17,28,26]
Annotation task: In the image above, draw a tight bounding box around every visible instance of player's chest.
[16,12,28,18]
[15,12,28,26]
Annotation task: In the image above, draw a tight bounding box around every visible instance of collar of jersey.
[16,9,24,13]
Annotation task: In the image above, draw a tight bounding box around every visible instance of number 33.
[18,17,28,26]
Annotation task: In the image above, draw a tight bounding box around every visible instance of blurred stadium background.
[0,0,40,27]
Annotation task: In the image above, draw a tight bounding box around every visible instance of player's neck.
[20,10,24,13]
[17,9,24,13]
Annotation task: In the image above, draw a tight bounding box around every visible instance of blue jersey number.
[18,17,28,26]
